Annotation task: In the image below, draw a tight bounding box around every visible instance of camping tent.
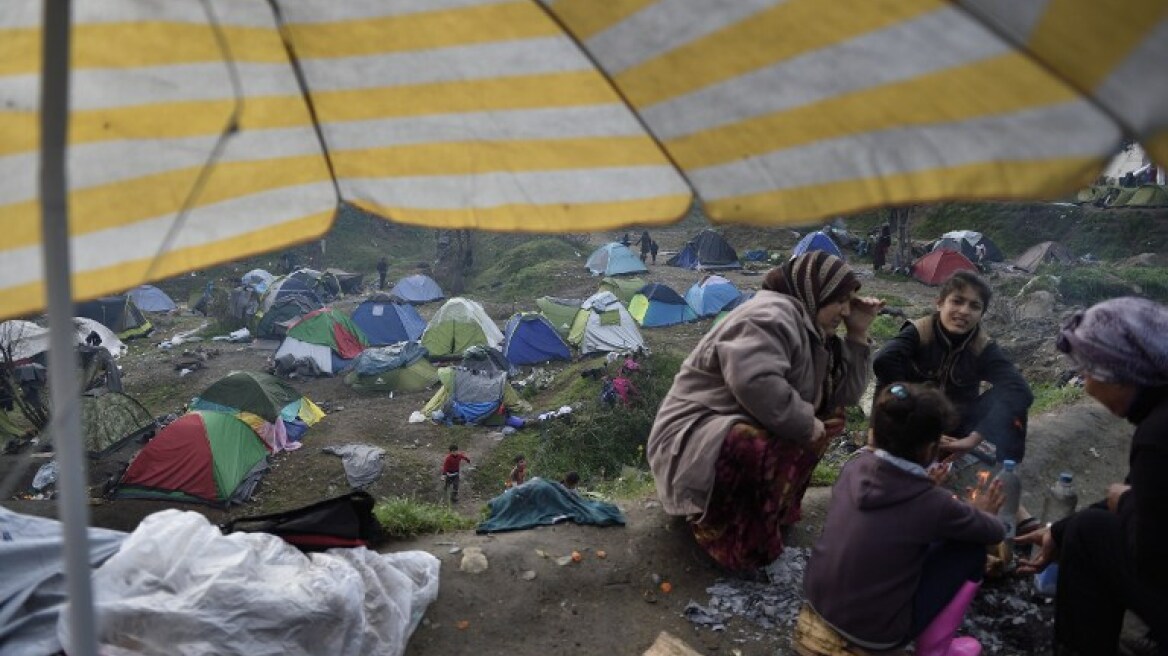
[568,291,646,355]
[1118,184,1168,207]
[0,319,124,361]
[931,236,978,261]
[75,296,153,340]
[535,297,583,339]
[252,295,322,340]
[939,230,1004,262]
[502,314,572,366]
[1014,241,1074,272]
[598,276,647,305]
[389,274,445,304]
[666,229,741,270]
[421,297,504,358]
[323,268,364,294]
[628,283,697,327]
[190,371,324,427]
[420,366,531,426]
[284,308,368,359]
[114,411,270,506]
[260,270,326,312]
[350,294,426,346]
[684,275,741,317]
[126,285,176,313]
[791,231,844,260]
[81,390,157,457]
[240,269,275,294]
[344,342,439,393]
[912,249,978,286]
[585,243,648,277]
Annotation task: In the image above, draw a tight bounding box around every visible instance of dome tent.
[585,243,648,277]
[351,293,426,346]
[388,274,445,304]
[421,297,504,358]
[502,313,571,366]
[666,229,741,270]
[791,231,843,260]
[628,283,697,327]
[912,249,977,286]
[567,291,645,355]
[684,275,740,317]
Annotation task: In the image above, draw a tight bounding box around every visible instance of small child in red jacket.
[441,445,471,503]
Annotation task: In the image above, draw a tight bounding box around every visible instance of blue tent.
[127,285,176,312]
[629,283,697,327]
[351,294,427,345]
[502,313,572,366]
[792,231,844,260]
[684,275,740,317]
[388,274,445,304]
[585,243,648,277]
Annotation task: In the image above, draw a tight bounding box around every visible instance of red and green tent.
[286,308,368,359]
[115,411,270,506]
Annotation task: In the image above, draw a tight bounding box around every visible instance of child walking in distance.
[441,445,470,503]
[797,383,1005,656]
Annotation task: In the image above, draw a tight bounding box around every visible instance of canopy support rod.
[41,1,98,654]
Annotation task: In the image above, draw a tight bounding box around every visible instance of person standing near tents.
[647,251,882,574]
[441,444,471,504]
[873,224,891,271]
[376,256,389,290]
[650,240,659,265]
[637,230,652,263]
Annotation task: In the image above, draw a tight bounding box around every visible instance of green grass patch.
[1030,383,1084,415]
[874,293,911,308]
[372,497,477,538]
[1115,266,1168,303]
[1053,267,1136,305]
[592,467,658,500]
[867,314,901,341]
[811,459,842,487]
[471,238,584,302]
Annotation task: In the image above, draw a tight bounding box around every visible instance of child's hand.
[927,460,953,486]
[969,477,1004,514]
[940,432,982,455]
[1016,526,1056,574]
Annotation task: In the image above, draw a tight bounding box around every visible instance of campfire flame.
[970,470,991,501]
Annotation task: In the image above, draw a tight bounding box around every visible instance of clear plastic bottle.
[995,460,1022,564]
[1040,472,1078,525]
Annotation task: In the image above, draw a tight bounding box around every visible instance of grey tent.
[938,230,1004,262]
[81,390,158,457]
[666,229,741,270]
[1013,241,1073,272]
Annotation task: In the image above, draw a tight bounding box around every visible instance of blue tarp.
[351,298,427,345]
[503,314,571,366]
[792,231,844,260]
[476,478,626,534]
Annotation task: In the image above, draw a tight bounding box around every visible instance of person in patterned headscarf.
[647,251,884,574]
[1018,297,1168,656]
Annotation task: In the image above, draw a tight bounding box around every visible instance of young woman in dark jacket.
[1018,297,1168,655]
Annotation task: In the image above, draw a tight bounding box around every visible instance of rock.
[459,547,488,574]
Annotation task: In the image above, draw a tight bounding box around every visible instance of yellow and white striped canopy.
[2,0,1165,320]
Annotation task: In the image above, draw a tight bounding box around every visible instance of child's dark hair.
[563,471,580,487]
[449,444,459,452]
[871,383,957,459]
[938,271,992,310]
[514,454,526,463]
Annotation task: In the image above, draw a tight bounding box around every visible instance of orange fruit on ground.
[596,550,607,559]
[571,550,582,562]
[659,581,673,594]
[456,620,470,630]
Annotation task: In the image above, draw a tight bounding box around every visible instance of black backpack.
[221,490,384,552]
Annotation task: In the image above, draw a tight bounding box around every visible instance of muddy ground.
[0,225,1142,655]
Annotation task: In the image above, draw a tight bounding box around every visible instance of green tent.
[1120,184,1168,207]
[190,371,315,424]
[81,390,157,456]
[344,344,439,393]
[598,276,646,304]
[535,296,582,338]
[1108,187,1139,207]
[285,308,368,358]
[421,297,504,358]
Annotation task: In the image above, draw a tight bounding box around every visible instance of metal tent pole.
[40,0,99,654]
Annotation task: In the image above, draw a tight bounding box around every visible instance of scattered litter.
[178,368,193,377]
[683,602,727,631]
[460,547,488,574]
[521,570,537,581]
[408,411,427,424]
[1088,447,1101,459]
[535,549,549,558]
[321,444,386,488]
[32,461,58,491]
[555,555,574,567]
[448,546,461,555]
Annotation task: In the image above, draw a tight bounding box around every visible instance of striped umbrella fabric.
[3,0,1166,321]
[544,0,1168,223]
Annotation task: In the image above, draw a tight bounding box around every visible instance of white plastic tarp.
[60,510,441,656]
[0,507,126,656]
[274,336,333,374]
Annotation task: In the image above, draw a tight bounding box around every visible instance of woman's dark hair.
[871,383,957,459]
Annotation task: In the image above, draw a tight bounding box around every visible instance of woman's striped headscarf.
[762,251,860,327]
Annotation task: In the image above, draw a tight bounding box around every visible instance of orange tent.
[912,249,978,286]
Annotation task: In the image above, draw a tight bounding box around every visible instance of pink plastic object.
[915,580,983,656]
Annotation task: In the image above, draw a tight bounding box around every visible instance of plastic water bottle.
[1040,472,1078,525]
[995,460,1022,565]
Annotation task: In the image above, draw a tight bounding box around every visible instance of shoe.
[915,580,982,656]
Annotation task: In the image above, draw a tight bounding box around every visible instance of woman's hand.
[844,296,884,338]
[1016,526,1056,574]
[927,460,953,486]
[1106,483,1130,513]
[940,432,982,455]
[810,418,828,451]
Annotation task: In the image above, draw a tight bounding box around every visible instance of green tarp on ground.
[476,478,625,534]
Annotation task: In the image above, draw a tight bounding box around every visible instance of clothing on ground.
[322,444,386,488]
[476,478,625,534]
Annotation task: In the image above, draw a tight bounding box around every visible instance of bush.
[1030,383,1084,415]
[372,497,477,537]
[1055,267,1136,306]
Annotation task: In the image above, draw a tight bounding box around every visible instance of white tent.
[568,291,646,355]
[420,297,504,358]
[0,319,124,361]
[274,336,334,374]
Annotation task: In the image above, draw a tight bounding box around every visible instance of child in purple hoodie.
[800,383,1005,654]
